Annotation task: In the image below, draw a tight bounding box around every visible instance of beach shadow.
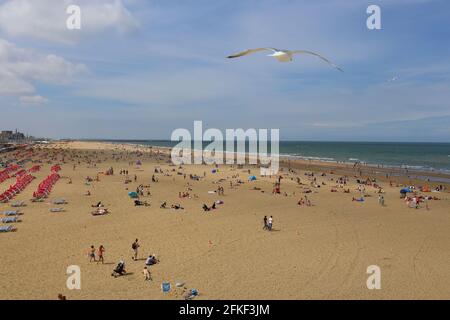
[111,272,134,278]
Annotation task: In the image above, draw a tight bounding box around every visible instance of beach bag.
[162,282,171,293]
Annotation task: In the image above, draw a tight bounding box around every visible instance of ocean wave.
[284,154,335,162]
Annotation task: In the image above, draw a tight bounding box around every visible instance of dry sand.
[1,141,449,300]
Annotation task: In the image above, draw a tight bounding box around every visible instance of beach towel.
[50,208,65,212]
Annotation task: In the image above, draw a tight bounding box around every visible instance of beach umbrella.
[248,175,257,181]
[128,192,138,198]
[136,160,142,166]
[400,188,411,194]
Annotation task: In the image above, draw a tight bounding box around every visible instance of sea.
[93,140,450,177]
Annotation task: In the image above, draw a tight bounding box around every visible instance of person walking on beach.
[89,245,96,262]
[97,245,105,264]
[263,216,268,230]
[132,239,140,261]
[268,216,273,231]
[143,267,151,281]
[378,195,385,206]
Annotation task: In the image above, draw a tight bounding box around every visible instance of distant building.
[0,129,26,142]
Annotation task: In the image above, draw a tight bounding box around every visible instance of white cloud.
[19,95,48,105]
[0,69,35,95]
[0,38,87,97]
[0,0,138,44]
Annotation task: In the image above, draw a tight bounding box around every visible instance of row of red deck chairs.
[33,173,60,199]
[51,165,61,173]
[28,165,41,173]
[0,174,35,203]
[14,169,27,178]
[0,164,20,184]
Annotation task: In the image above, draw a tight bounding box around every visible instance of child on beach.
[97,245,105,264]
[89,245,96,262]
[143,267,151,281]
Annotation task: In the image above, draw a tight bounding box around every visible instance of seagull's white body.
[227,47,343,71]
[269,51,293,62]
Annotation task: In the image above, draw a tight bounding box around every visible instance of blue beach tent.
[400,187,412,194]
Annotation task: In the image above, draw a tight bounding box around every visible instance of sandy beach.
[1,141,449,300]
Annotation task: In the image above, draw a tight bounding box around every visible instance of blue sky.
[0,0,449,141]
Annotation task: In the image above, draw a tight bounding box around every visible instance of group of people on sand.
[88,245,105,264]
[263,215,274,231]
[179,191,190,198]
[108,239,160,280]
[91,201,109,214]
[202,202,216,211]
[298,195,312,206]
[136,184,151,197]
[404,195,433,209]
[159,201,184,210]
[378,194,385,206]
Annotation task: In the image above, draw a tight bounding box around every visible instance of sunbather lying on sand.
[134,200,150,206]
[92,208,109,215]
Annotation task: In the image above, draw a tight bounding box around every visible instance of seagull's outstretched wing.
[227,48,277,59]
[290,50,344,72]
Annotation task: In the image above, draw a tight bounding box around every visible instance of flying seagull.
[387,76,398,82]
[227,47,343,72]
